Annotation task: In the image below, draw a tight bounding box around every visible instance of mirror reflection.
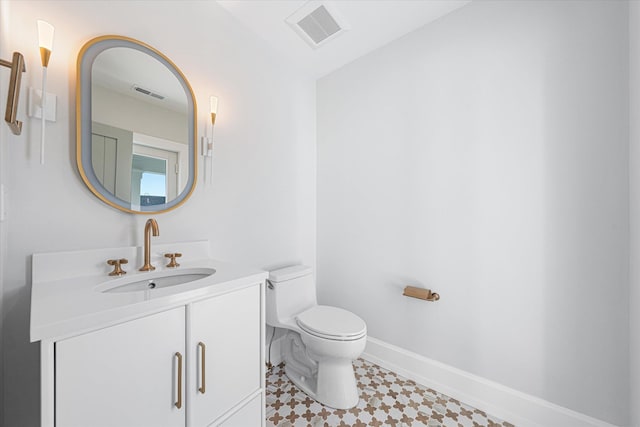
[77,36,197,214]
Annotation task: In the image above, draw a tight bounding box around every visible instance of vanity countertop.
[30,241,267,342]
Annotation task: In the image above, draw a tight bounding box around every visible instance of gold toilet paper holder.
[403,286,440,302]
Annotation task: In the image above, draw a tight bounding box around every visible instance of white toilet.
[266,265,367,409]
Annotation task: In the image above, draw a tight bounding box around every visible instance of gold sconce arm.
[0,52,26,135]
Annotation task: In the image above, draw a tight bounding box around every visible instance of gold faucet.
[139,218,160,271]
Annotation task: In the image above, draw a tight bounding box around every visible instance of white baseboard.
[362,337,618,427]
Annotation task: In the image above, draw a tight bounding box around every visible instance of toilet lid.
[296,306,366,340]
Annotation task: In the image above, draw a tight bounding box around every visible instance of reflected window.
[132,154,167,206]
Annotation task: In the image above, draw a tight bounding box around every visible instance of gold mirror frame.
[76,35,197,214]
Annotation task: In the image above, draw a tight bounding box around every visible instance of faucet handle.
[164,253,182,268]
[107,258,128,276]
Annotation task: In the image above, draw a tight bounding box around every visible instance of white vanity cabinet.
[52,283,264,427]
[56,307,187,427]
[189,285,262,426]
[218,394,264,427]
[32,243,267,427]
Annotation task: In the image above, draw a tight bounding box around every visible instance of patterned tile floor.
[266,358,515,427]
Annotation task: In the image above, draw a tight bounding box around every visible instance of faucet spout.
[139,218,160,271]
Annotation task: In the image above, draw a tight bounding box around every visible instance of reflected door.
[91,133,117,194]
[91,122,134,202]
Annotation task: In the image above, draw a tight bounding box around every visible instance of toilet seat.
[296,305,366,341]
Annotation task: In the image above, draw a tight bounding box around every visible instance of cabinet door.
[190,285,262,426]
[217,394,263,427]
[56,307,186,427]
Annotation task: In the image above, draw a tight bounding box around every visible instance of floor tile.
[265,358,515,427]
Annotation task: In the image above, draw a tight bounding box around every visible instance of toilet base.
[316,358,360,409]
[283,331,360,410]
[284,363,318,400]
[284,359,360,410]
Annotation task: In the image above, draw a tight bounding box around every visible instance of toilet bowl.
[266,266,367,409]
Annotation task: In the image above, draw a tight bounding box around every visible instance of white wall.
[317,1,628,425]
[93,85,189,144]
[1,1,316,426]
[0,0,9,420]
[630,2,640,425]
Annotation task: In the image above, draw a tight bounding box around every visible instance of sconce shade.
[37,20,54,67]
[210,96,218,125]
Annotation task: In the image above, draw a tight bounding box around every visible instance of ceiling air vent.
[287,2,349,49]
[132,85,165,101]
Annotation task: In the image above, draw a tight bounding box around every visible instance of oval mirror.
[77,36,197,214]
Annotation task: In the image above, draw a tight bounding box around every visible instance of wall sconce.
[201,95,218,184]
[0,52,26,135]
[210,96,218,128]
[37,20,54,164]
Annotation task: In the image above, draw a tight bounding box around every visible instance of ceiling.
[93,47,188,112]
[217,0,470,78]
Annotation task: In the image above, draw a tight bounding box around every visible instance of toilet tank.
[266,265,317,328]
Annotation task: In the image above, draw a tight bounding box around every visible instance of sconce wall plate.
[27,87,57,121]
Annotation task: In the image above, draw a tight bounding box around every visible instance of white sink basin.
[101,268,216,293]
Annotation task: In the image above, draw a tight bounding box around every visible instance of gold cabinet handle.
[175,352,183,409]
[198,342,206,394]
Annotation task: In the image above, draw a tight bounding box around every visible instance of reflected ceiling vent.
[132,84,165,101]
[286,1,349,49]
